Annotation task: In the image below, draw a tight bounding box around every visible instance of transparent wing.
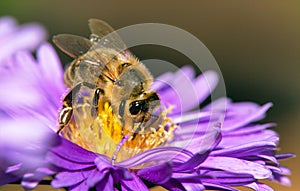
[88,18,127,52]
[53,34,92,58]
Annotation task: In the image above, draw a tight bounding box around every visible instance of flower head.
[0,16,294,191]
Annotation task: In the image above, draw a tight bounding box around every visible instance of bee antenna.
[111,133,129,165]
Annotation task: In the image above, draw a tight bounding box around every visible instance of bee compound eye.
[129,100,146,115]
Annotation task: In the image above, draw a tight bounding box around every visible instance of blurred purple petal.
[0,19,46,63]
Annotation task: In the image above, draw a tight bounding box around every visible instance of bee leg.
[91,88,105,118]
[118,100,126,135]
[57,82,93,134]
[132,116,145,140]
[57,89,74,134]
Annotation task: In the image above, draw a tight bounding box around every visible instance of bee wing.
[53,34,92,58]
[88,18,127,52]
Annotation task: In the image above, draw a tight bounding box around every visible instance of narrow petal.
[212,141,277,158]
[50,138,98,163]
[69,181,89,191]
[116,147,193,168]
[46,152,94,170]
[0,23,46,63]
[121,173,149,191]
[221,123,276,136]
[95,174,114,191]
[137,163,172,184]
[257,183,274,191]
[86,170,105,187]
[203,182,239,191]
[181,183,205,191]
[162,178,186,191]
[202,171,255,186]
[51,171,91,188]
[219,130,278,148]
[158,70,219,114]
[171,122,221,155]
[174,151,210,172]
[0,17,16,38]
[222,103,273,131]
[201,157,272,179]
[21,167,55,190]
[154,66,195,92]
[37,43,65,94]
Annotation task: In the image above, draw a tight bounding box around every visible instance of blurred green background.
[0,1,299,190]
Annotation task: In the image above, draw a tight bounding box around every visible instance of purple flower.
[0,16,294,191]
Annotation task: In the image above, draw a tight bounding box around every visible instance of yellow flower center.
[61,100,177,162]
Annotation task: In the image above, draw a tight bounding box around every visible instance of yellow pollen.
[61,101,177,162]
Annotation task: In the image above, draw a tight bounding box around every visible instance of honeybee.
[54,19,161,138]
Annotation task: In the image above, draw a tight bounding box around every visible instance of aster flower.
[0,16,294,191]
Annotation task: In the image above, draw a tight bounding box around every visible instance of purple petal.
[21,167,55,190]
[219,130,278,148]
[0,47,64,127]
[257,183,274,191]
[0,17,17,38]
[202,171,255,186]
[203,182,239,191]
[153,66,195,92]
[171,122,221,155]
[152,72,175,91]
[0,118,59,172]
[222,123,276,136]
[157,69,218,114]
[69,181,89,191]
[0,22,46,63]
[194,71,219,105]
[171,110,213,125]
[46,152,95,170]
[245,182,259,191]
[222,103,273,131]
[137,163,172,184]
[86,170,105,187]
[0,171,19,185]
[121,173,149,191]
[174,151,210,172]
[50,138,98,163]
[181,183,205,191]
[270,166,292,186]
[278,166,292,175]
[201,156,272,179]
[51,171,91,188]
[276,153,295,160]
[95,174,114,191]
[37,43,65,95]
[161,178,186,191]
[94,156,113,172]
[116,147,193,168]
[212,141,277,158]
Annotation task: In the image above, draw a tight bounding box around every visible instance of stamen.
[61,101,177,162]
